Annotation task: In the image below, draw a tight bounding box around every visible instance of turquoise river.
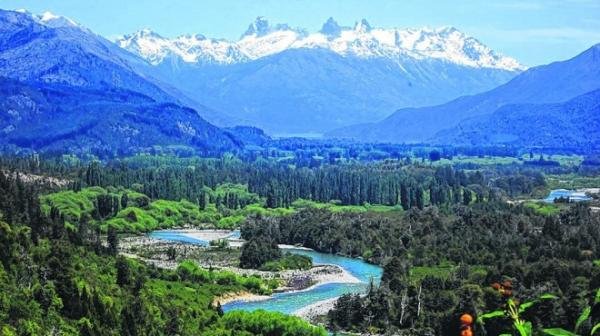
[149,230,383,315]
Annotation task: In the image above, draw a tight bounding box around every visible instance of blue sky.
[3,0,600,66]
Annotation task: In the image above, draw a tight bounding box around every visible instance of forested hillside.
[434,89,600,148]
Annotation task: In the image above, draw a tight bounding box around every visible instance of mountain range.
[0,8,598,153]
[328,43,600,147]
[117,17,524,133]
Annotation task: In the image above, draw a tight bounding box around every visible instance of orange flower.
[460,314,474,325]
[460,327,473,336]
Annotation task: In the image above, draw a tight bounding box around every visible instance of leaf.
[477,310,505,322]
[592,323,600,335]
[542,328,578,336]
[519,300,537,313]
[575,306,591,332]
[515,321,533,336]
[539,293,559,300]
[519,294,559,313]
[595,289,600,304]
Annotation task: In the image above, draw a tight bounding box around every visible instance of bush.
[260,254,312,271]
[239,238,282,269]
[220,310,327,336]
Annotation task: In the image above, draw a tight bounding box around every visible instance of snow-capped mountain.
[117,29,250,65]
[115,17,524,133]
[117,17,524,71]
[31,10,81,29]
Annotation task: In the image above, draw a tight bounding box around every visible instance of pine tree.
[116,256,131,287]
[107,226,119,255]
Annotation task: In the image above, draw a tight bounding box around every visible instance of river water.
[149,230,383,315]
[544,189,592,203]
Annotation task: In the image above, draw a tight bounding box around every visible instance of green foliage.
[40,186,106,221]
[176,260,278,295]
[218,310,327,336]
[524,201,561,216]
[104,207,159,232]
[291,199,403,213]
[542,328,578,336]
[239,237,282,269]
[3,153,600,335]
[0,169,324,335]
[260,254,313,271]
[545,174,600,191]
[217,215,245,229]
[212,183,262,209]
[576,307,591,332]
[410,265,455,282]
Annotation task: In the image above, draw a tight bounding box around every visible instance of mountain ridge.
[117,16,524,71]
[432,88,600,148]
[326,43,600,143]
[115,15,524,133]
[0,9,242,156]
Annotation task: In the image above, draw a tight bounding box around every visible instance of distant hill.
[0,9,240,155]
[434,89,600,148]
[327,44,600,144]
[225,126,271,147]
[0,78,240,156]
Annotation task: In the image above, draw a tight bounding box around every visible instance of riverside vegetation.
[0,151,599,335]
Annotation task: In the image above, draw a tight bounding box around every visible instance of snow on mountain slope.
[117,29,249,65]
[14,9,82,29]
[117,17,524,70]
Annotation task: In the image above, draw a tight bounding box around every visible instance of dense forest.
[0,152,599,335]
[242,203,600,334]
[0,167,326,335]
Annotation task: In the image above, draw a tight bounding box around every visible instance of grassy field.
[410,265,455,282]
[291,199,404,213]
[545,174,600,190]
[42,186,404,233]
[430,154,583,167]
[409,264,489,283]
[524,201,561,216]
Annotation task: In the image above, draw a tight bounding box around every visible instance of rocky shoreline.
[293,297,339,320]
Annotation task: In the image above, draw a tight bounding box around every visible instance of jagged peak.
[354,19,372,33]
[136,28,163,38]
[436,26,460,35]
[320,17,342,37]
[243,16,270,37]
[115,16,524,71]
[242,17,305,38]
